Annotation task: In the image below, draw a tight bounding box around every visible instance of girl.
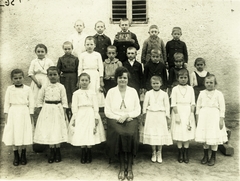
[190,58,210,102]
[28,44,54,107]
[195,74,227,166]
[142,76,172,163]
[78,36,104,108]
[2,69,34,166]
[68,73,105,164]
[171,68,195,163]
[34,66,68,163]
[57,41,79,120]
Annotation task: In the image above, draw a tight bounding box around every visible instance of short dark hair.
[204,74,217,85]
[62,41,73,49]
[35,44,48,53]
[194,57,206,67]
[150,75,162,84]
[85,36,96,44]
[173,52,184,61]
[47,66,59,75]
[114,66,130,82]
[150,49,161,55]
[177,68,189,78]
[11,69,24,79]
[107,45,117,52]
[79,72,91,81]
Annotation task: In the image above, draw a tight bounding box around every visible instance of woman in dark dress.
[104,67,141,181]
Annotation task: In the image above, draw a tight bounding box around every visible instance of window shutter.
[112,0,127,22]
[132,0,147,23]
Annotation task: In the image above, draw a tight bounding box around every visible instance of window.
[111,0,148,24]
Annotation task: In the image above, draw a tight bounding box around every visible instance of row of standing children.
[2,17,227,168]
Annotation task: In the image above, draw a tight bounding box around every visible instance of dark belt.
[45,101,61,104]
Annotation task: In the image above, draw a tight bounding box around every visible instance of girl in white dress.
[142,76,172,163]
[28,44,54,107]
[78,36,105,107]
[34,66,68,164]
[171,68,196,163]
[68,73,106,164]
[2,69,34,166]
[195,74,227,166]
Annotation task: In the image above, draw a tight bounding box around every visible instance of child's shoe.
[157,151,162,163]
[151,151,157,162]
[48,148,55,163]
[208,151,216,166]
[55,148,61,162]
[86,148,92,163]
[201,149,209,164]
[13,150,20,166]
[81,148,86,164]
[178,148,183,163]
[20,149,27,165]
[183,148,189,163]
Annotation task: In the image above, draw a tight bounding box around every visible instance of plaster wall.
[0,0,239,120]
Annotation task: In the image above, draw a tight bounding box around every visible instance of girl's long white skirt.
[141,111,172,145]
[34,103,68,144]
[195,107,228,145]
[171,104,196,141]
[68,107,106,146]
[2,105,33,146]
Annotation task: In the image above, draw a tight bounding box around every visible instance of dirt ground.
[0,120,239,181]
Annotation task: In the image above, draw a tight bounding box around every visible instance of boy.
[57,41,79,120]
[123,47,143,95]
[113,18,140,62]
[168,52,190,95]
[93,21,111,62]
[141,25,167,65]
[69,19,88,57]
[143,49,167,91]
[103,45,122,94]
[166,27,188,70]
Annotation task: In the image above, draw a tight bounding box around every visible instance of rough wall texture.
[0,0,239,120]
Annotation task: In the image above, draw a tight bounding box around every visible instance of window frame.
[110,0,148,24]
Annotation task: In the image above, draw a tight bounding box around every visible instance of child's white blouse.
[4,85,34,114]
[28,58,54,76]
[171,85,195,107]
[37,82,68,108]
[78,51,103,77]
[196,89,225,117]
[142,89,170,118]
[71,89,98,119]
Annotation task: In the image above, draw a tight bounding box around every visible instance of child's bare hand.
[142,114,146,126]
[187,123,192,131]
[4,113,8,124]
[126,117,133,122]
[175,114,181,124]
[130,39,135,44]
[36,82,42,89]
[93,127,97,134]
[166,117,171,130]
[95,119,99,126]
[184,63,188,69]
[114,35,119,41]
[219,117,224,130]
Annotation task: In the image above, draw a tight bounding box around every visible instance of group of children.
[2,18,227,170]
